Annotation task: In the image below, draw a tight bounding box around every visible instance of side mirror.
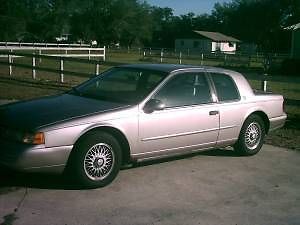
[143,99,165,113]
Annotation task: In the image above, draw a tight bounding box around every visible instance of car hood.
[0,94,129,131]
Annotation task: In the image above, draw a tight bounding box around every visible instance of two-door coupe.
[0,64,286,187]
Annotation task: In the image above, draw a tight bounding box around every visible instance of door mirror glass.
[143,99,165,113]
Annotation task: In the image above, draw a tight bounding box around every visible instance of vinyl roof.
[119,63,231,74]
[193,30,241,42]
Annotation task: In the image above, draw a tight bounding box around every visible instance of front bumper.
[269,113,287,132]
[0,139,73,173]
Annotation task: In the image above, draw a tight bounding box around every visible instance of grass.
[0,51,299,150]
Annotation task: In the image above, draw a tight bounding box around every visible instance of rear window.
[211,73,240,102]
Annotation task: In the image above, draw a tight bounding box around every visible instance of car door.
[135,71,220,158]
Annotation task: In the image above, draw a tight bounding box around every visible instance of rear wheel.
[69,131,122,188]
[234,115,265,156]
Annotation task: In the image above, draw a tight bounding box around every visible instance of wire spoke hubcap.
[245,122,261,150]
[84,143,114,181]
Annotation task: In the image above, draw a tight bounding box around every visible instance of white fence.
[0,42,106,61]
[0,42,90,47]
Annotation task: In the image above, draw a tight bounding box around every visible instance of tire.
[68,131,122,188]
[234,115,266,156]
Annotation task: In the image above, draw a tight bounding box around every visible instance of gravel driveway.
[0,144,299,225]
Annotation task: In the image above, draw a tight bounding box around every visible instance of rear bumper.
[0,139,73,173]
[269,113,287,132]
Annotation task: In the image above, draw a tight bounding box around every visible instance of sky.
[145,0,232,16]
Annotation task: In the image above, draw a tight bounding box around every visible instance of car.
[0,64,287,188]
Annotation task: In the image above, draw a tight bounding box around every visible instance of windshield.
[70,67,167,104]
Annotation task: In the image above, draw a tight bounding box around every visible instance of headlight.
[0,126,45,145]
[22,132,45,145]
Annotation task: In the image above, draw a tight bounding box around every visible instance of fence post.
[32,54,36,79]
[95,62,100,75]
[60,58,64,83]
[88,49,91,60]
[8,51,12,76]
[10,49,14,64]
[248,55,251,68]
[261,73,268,92]
[39,49,42,63]
[179,52,182,64]
[224,54,227,66]
[143,50,146,59]
[103,46,106,61]
[160,49,163,63]
[201,53,204,65]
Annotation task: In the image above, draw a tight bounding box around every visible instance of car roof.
[117,64,246,82]
[118,63,213,73]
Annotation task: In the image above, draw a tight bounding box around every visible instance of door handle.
[209,110,219,116]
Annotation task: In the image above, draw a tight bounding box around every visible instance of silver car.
[0,64,286,187]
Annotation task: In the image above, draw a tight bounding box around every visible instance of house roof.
[193,30,241,42]
[284,22,300,30]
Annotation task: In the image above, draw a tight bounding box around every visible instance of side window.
[211,73,240,102]
[154,73,212,108]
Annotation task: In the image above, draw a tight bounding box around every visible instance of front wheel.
[234,115,266,156]
[69,131,122,188]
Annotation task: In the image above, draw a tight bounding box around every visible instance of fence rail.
[0,50,106,82]
[0,41,90,47]
[0,43,106,61]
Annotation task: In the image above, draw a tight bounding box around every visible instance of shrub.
[281,59,300,76]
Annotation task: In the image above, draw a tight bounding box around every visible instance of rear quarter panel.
[214,69,285,146]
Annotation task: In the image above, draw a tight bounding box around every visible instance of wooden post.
[201,53,204,65]
[179,52,182,64]
[60,58,64,83]
[8,52,12,76]
[103,46,106,61]
[160,49,163,63]
[95,63,100,75]
[248,56,251,68]
[88,49,91,60]
[39,49,42,63]
[32,54,36,79]
[261,73,268,92]
[10,49,14,64]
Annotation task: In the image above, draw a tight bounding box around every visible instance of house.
[285,22,300,59]
[175,30,241,54]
